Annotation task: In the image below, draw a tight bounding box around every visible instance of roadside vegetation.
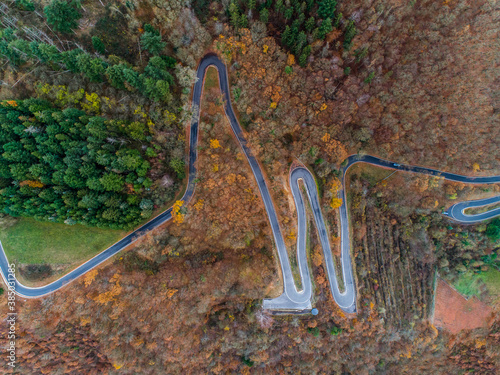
[0,216,124,264]
[0,1,194,233]
[464,202,500,216]
[0,1,199,265]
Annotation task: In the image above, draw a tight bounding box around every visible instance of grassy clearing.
[348,163,394,187]
[479,268,500,300]
[453,269,500,300]
[0,217,126,265]
[204,67,219,89]
[453,271,483,297]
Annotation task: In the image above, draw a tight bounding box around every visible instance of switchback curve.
[0,54,499,314]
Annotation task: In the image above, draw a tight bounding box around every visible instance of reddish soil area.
[433,279,492,334]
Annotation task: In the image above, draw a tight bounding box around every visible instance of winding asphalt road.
[0,54,499,314]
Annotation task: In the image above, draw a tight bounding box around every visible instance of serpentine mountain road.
[1,54,499,314]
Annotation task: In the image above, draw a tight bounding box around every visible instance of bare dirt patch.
[433,278,493,334]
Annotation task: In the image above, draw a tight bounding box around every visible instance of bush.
[44,0,82,34]
[330,325,342,335]
[486,218,500,242]
[241,356,254,367]
[15,0,35,11]
[364,71,375,84]
[308,327,320,336]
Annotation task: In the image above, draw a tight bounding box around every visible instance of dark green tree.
[123,68,143,91]
[229,2,240,29]
[318,18,333,40]
[343,20,357,49]
[260,8,269,23]
[44,0,82,34]
[281,25,291,46]
[140,32,166,55]
[239,14,248,28]
[91,36,106,54]
[486,218,500,242]
[15,0,35,11]
[318,0,337,19]
[76,54,107,82]
[106,64,127,89]
[333,12,342,28]
[305,16,315,32]
[169,158,185,179]
[299,45,311,67]
[61,49,84,73]
[294,31,307,56]
[0,99,153,229]
[275,0,284,14]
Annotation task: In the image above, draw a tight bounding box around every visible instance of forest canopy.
[0,99,155,229]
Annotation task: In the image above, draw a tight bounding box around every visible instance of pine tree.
[284,7,294,20]
[318,0,337,19]
[140,31,166,55]
[318,18,333,40]
[44,0,82,34]
[260,8,270,23]
[106,64,127,89]
[281,25,291,46]
[123,68,142,91]
[91,36,105,54]
[333,12,342,28]
[275,0,284,14]
[299,45,311,67]
[229,2,240,29]
[343,20,357,49]
[239,13,248,28]
[61,49,84,73]
[305,16,315,32]
[0,99,151,229]
[294,31,307,56]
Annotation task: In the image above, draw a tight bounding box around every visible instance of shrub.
[15,0,35,11]
[308,327,320,337]
[486,218,500,242]
[330,325,342,335]
[364,71,375,84]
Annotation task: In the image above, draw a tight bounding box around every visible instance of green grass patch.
[453,269,500,300]
[479,268,500,300]
[453,271,483,297]
[0,217,126,265]
[204,66,219,89]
